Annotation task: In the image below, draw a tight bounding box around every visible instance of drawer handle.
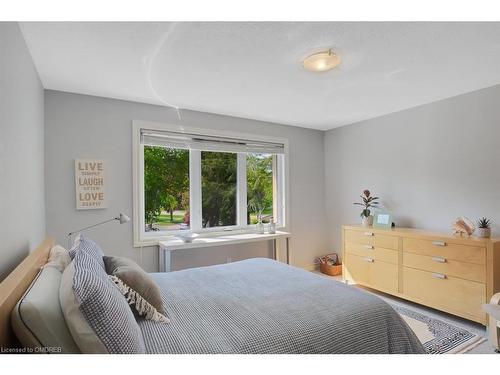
[432,256,446,263]
[364,232,374,236]
[364,257,374,263]
[431,273,446,279]
[432,240,446,247]
[364,245,374,249]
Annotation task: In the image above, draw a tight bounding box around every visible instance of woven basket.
[320,263,342,276]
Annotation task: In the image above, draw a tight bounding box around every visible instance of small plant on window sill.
[250,203,265,234]
[249,200,270,234]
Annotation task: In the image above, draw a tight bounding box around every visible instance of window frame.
[132,120,290,247]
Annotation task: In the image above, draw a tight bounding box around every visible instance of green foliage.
[477,217,492,229]
[247,154,273,223]
[201,152,237,227]
[163,194,178,222]
[144,146,189,226]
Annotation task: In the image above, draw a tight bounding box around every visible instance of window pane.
[144,146,190,232]
[247,153,273,224]
[201,151,237,228]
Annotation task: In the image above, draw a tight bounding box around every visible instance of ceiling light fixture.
[302,49,341,72]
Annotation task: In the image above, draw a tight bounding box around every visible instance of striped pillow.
[68,234,105,270]
[61,249,146,353]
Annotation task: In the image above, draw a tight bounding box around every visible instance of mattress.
[139,258,424,354]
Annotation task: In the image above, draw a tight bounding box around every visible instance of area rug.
[392,305,486,354]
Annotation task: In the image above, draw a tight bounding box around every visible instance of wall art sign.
[373,213,392,229]
[75,159,107,210]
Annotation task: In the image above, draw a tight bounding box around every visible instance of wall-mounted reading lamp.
[67,213,130,249]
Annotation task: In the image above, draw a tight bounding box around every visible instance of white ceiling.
[20,22,500,130]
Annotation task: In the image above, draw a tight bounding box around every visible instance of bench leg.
[489,294,500,351]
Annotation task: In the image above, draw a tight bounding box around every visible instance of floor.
[312,270,496,354]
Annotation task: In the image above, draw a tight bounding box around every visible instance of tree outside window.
[247,153,273,224]
[143,146,189,231]
[201,151,237,228]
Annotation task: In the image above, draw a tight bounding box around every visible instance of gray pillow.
[109,275,169,323]
[60,250,146,353]
[12,266,80,353]
[104,256,165,314]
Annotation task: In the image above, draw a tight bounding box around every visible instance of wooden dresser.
[342,225,500,325]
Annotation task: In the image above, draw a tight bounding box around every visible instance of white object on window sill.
[174,233,199,243]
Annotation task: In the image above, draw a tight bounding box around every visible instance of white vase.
[268,222,276,234]
[256,221,265,234]
[477,228,491,238]
[361,215,373,227]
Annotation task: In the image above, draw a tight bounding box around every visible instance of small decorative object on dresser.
[354,189,379,227]
[477,217,492,238]
[452,216,475,236]
[373,213,392,229]
[316,253,342,276]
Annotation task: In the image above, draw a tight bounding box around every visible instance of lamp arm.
[67,217,117,237]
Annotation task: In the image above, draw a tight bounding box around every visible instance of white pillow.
[44,245,71,272]
[11,266,80,353]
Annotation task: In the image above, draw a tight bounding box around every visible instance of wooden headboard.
[0,237,54,348]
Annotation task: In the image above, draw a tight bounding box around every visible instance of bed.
[0,237,424,354]
[141,258,423,354]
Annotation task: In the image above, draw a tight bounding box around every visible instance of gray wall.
[0,23,46,281]
[45,90,328,272]
[325,84,500,257]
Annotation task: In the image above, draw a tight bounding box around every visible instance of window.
[143,146,189,231]
[201,151,237,228]
[247,153,273,225]
[133,122,288,245]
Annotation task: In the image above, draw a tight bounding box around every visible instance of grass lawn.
[153,209,273,226]
[154,210,185,225]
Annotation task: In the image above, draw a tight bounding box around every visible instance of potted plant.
[354,190,379,227]
[249,200,267,234]
[477,217,492,238]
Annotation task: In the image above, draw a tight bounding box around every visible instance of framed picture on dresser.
[373,213,392,229]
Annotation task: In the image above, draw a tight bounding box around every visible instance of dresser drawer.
[345,242,398,264]
[403,238,485,265]
[345,253,398,293]
[403,267,486,320]
[344,229,399,250]
[403,252,485,283]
